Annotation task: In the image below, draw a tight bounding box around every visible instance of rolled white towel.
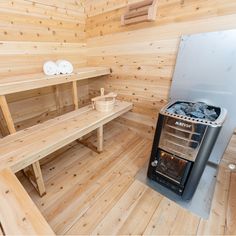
[56,60,73,74]
[43,61,58,76]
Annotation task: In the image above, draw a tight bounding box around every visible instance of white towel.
[43,61,58,76]
[56,60,73,74]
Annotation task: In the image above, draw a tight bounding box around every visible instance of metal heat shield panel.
[169,29,236,164]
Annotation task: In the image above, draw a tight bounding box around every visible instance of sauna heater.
[147,100,227,200]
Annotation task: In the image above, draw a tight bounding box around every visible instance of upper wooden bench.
[0,66,110,95]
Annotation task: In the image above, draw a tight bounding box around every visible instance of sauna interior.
[0,0,235,235]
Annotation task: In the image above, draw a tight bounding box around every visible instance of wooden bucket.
[91,88,117,112]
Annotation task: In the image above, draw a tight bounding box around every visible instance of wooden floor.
[18,123,236,235]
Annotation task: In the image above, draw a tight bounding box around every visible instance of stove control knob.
[151,160,158,167]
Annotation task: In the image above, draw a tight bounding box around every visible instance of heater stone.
[167,101,218,121]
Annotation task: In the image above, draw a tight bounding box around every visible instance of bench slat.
[0,100,132,173]
[0,67,110,95]
[0,168,54,235]
[0,105,92,148]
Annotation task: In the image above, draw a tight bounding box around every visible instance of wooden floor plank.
[30,130,139,212]
[17,142,92,196]
[91,180,148,235]
[50,135,148,234]
[143,197,180,235]
[17,123,235,236]
[117,186,163,235]
[40,123,121,182]
[169,208,200,235]
[41,143,92,182]
[21,128,143,233]
[66,175,134,235]
[66,137,151,234]
[225,171,236,235]
[197,166,230,235]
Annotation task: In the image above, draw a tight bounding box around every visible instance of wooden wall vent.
[121,0,158,25]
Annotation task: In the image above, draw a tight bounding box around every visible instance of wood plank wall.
[85,0,236,138]
[0,0,87,135]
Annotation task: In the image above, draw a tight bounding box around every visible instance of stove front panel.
[148,148,193,195]
[154,149,192,185]
[158,116,207,162]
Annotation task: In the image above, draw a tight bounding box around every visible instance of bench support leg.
[32,162,46,196]
[0,95,46,197]
[54,85,62,115]
[78,126,104,154]
[23,162,46,197]
[97,125,103,152]
[0,95,16,134]
[72,81,79,110]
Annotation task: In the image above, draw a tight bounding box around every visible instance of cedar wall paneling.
[0,0,87,135]
[85,0,236,138]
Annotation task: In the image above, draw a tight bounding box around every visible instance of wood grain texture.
[225,171,236,235]
[17,123,236,235]
[0,100,132,173]
[72,81,79,110]
[121,0,158,25]
[0,67,110,95]
[197,166,231,235]
[0,92,46,197]
[0,168,54,235]
[0,95,16,134]
[97,125,103,152]
[0,0,87,135]
[85,0,236,139]
[0,1,85,42]
[221,134,236,167]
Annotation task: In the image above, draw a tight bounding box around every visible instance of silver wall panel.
[170,29,236,164]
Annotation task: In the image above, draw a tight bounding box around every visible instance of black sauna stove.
[147,100,227,200]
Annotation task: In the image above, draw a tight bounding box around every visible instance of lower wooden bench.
[0,100,132,196]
